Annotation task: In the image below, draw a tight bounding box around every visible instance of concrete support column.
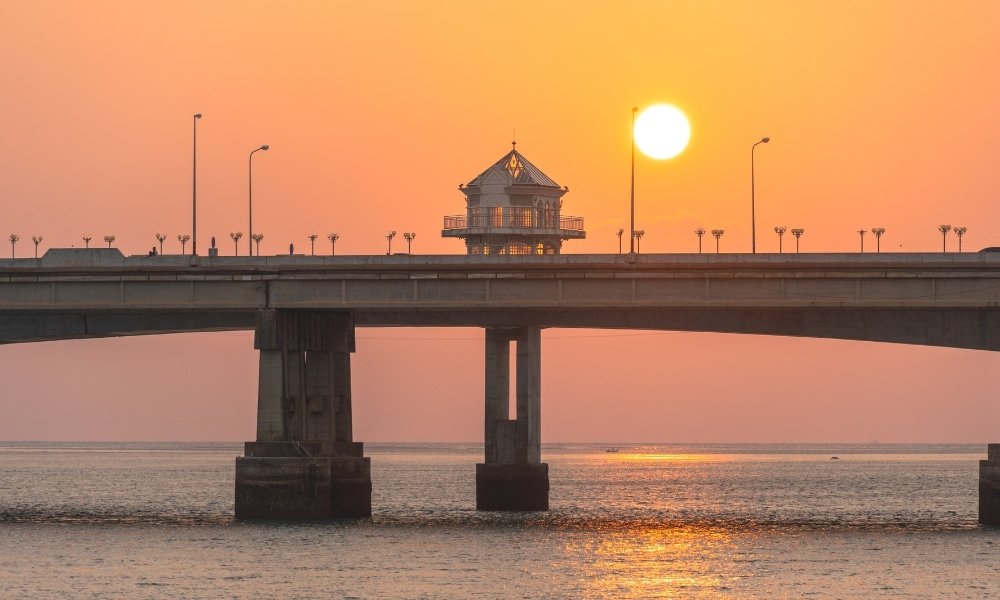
[980,444,1000,525]
[477,326,549,511]
[236,309,371,519]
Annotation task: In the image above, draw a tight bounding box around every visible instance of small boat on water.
[830,456,840,460]
[605,448,620,453]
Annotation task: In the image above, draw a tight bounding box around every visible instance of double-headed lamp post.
[32,236,42,258]
[178,234,190,254]
[616,228,624,254]
[632,229,645,254]
[872,227,886,253]
[857,229,867,253]
[386,231,397,255]
[230,232,242,256]
[938,224,951,252]
[9,234,19,258]
[248,144,269,256]
[104,235,115,249]
[774,226,787,253]
[155,233,167,254]
[308,234,319,255]
[251,233,263,255]
[711,229,724,253]
[751,137,770,253]
[327,233,339,256]
[955,227,967,252]
[791,228,804,253]
[403,232,416,253]
[695,227,706,253]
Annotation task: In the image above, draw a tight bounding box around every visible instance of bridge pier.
[477,327,549,511]
[235,310,371,519]
[980,444,1000,525]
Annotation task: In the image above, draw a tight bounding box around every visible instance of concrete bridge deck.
[2,249,1000,348]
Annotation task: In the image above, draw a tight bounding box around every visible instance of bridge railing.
[443,209,584,232]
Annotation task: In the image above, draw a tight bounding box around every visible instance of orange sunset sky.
[1,0,999,442]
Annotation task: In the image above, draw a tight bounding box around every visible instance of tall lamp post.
[695,227,706,253]
[616,228,624,254]
[192,113,202,255]
[248,144,269,256]
[955,227,967,252]
[629,106,638,254]
[791,228,804,253]
[872,227,886,253]
[938,224,951,252]
[751,137,770,253]
[774,226,786,253]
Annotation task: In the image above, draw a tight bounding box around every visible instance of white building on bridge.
[442,143,586,255]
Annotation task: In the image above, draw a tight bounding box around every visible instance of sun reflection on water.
[563,522,745,598]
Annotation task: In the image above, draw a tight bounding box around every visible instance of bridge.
[2,249,999,522]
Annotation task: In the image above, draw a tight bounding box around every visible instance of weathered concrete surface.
[235,456,371,519]
[4,252,1000,349]
[475,463,549,511]
[979,444,1000,526]
[480,328,547,511]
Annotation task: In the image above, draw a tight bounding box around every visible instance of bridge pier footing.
[979,444,1000,526]
[235,310,371,519]
[476,327,549,511]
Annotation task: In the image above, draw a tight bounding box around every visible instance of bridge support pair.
[477,327,549,511]
[235,313,549,518]
[235,310,371,518]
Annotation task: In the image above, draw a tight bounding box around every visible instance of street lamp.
[32,236,42,258]
[327,233,339,256]
[403,232,416,253]
[230,232,242,256]
[751,137,770,253]
[711,229,724,253]
[872,227,886,253]
[308,234,318,255]
[82,235,92,248]
[104,235,115,248]
[251,233,264,255]
[791,228,804,253]
[630,106,638,253]
[955,227,967,252]
[616,228,624,254]
[857,229,866,253]
[248,144,269,256]
[192,113,202,255]
[938,224,951,252]
[155,233,167,255]
[386,230,397,255]
[774,226,787,253]
[695,227,706,253]
[178,234,190,254]
[632,229,645,254]
[9,234,19,258]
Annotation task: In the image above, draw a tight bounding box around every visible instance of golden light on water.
[634,104,691,159]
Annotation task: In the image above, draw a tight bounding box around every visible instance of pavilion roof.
[467,146,561,188]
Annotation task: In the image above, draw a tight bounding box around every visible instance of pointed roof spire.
[466,145,560,188]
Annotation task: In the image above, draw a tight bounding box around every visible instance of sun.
[634,104,691,160]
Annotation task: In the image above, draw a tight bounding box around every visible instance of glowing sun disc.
[634,104,691,160]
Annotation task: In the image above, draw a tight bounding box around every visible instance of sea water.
[1,442,997,598]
